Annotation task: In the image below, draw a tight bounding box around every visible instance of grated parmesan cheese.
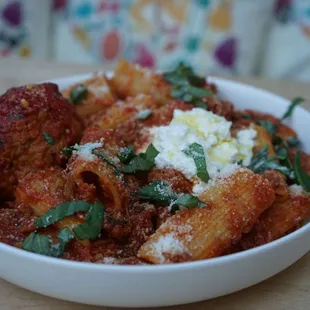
[88,85,110,96]
[73,139,104,161]
[149,233,189,263]
[289,184,307,197]
[103,257,117,264]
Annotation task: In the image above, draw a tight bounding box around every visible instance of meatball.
[0,83,83,200]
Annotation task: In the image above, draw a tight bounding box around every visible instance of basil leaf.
[42,132,55,145]
[73,202,105,240]
[163,62,212,108]
[172,194,206,210]
[188,86,213,97]
[139,144,159,163]
[188,74,206,87]
[121,156,155,173]
[137,109,152,120]
[22,232,52,256]
[138,180,178,204]
[95,144,158,174]
[121,144,159,173]
[61,145,76,158]
[138,180,206,213]
[281,97,304,121]
[35,200,92,228]
[183,142,209,182]
[93,149,120,170]
[69,84,88,104]
[294,152,310,192]
[248,145,294,178]
[118,146,135,164]
[287,136,300,148]
[22,228,74,258]
[51,228,75,257]
[258,120,277,135]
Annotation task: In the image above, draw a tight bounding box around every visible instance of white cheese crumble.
[151,108,256,193]
[289,184,307,196]
[149,233,189,263]
[73,140,104,161]
[103,257,117,264]
[87,84,110,96]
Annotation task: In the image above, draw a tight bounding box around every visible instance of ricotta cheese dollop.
[150,108,257,193]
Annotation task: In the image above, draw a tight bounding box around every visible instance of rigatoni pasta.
[0,60,309,265]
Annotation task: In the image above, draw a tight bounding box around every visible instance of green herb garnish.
[61,145,76,158]
[72,202,105,240]
[42,131,55,145]
[163,62,213,109]
[93,149,120,170]
[281,97,304,121]
[248,145,294,179]
[35,200,93,227]
[138,180,178,204]
[172,194,206,209]
[183,142,209,182]
[22,227,74,257]
[118,146,135,164]
[95,144,158,174]
[287,136,300,148]
[294,152,310,192]
[258,120,277,135]
[137,109,152,120]
[35,201,105,240]
[69,84,88,104]
[138,180,206,212]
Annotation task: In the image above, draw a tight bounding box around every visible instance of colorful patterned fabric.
[0,0,50,59]
[53,0,275,75]
[2,0,310,80]
[262,0,310,81]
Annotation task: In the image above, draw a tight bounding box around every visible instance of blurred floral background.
[1,0,310,81]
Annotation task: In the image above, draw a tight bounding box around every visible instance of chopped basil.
[35,201,105,240]
[248,145,294,179]
[61,145,76,158]
[171,194,206,211]
[163,62,213,109]
[121,156,155,173]
[95,144,158,174]
[42,131,55,145]
[35,200,93,228]
[294,152,310,192]
[258,120,277,135]
[138,180,178,204]
[51,228,75,257]
[22,232,52,256]
[138,180,206,212]
[273,135,300,149]
[69,84,88,104]
[183,142,209,182]
[121,144,159,173]
[139,144,159,163]
[22,227,74,258]
[93,149,120,170]
[137,109,152,120]
[281,97,304,121]
[118,146,135,164]
[72,202,105,240]
[287,136,300,148]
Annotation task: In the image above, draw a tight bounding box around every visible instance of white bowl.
[1,75,310,308]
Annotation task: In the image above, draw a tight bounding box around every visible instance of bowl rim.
[1,74,309,273]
